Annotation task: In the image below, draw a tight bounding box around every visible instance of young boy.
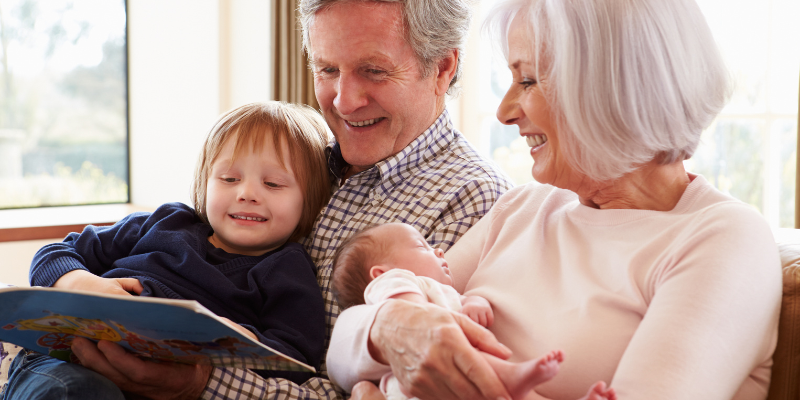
[4,102,332,400]
[331,222,617,400]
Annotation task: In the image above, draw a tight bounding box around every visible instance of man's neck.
[342,164,371,181]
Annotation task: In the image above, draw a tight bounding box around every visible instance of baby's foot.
[579,381,617,400]
[503,349,564,399]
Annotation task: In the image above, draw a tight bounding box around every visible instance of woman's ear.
[369,265,390,280]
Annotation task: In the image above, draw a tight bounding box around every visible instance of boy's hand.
[218,317,259,341]
[53,269,143,297]
[460,295,494,328]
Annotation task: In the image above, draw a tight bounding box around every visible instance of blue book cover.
[0,285,313,372]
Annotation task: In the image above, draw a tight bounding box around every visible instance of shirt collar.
[326,109,456,193]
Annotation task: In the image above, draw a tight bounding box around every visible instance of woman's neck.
[575,161,691,211]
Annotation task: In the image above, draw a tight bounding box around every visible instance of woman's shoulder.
[675,176,777,261]
[681,175,769,229]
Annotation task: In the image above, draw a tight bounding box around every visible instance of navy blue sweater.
[30,202,326,384]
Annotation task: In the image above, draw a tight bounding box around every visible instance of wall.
[130,0,272,208]
[1,0,273,286]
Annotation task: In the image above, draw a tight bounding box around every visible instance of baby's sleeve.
[363,269,426,305]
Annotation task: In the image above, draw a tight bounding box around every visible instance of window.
[454,0,800,228]
[0,0,128,209]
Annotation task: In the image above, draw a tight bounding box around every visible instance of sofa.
[2,232,800,398]
[767,230,800,400]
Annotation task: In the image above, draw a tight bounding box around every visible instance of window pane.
[686,119,766,212]
[0,0,128,208]
[779,119,797,228]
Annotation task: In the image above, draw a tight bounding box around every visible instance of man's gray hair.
[299,0,472,95]
[487,0,731,181]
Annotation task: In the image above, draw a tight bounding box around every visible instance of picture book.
[0,284,313,372]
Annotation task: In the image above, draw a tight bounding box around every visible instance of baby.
[5,101,331,400]
[331,222,616,400]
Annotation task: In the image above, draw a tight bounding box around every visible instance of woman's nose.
[333,72,369,116]
[497,85,521,125]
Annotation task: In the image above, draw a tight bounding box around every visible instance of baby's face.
[378,223,453,286]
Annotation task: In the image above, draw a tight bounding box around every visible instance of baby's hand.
[219,317,258,342]
[460,295,494,328]
[53,270,143,296]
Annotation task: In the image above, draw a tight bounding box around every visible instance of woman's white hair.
[486,0,732,181]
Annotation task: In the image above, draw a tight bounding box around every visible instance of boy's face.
[205,132,304,256]
[378,223,453,286]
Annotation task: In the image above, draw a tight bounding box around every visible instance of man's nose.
[333,72,369,115]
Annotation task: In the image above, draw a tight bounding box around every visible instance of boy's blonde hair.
[191,101,331,242]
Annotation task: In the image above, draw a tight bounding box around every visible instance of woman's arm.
[610,207,781,399]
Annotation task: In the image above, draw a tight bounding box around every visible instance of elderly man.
[66,1,512,399]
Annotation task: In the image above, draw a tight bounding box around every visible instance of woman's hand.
[53,269,143,296]
[71,337,212,400]
[369,299,513,400]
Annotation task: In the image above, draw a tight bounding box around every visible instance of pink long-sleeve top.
[327,175,781,400]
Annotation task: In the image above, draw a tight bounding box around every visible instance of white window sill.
[0,204,156,242]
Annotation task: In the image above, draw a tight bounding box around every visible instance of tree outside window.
[0,0,128,209]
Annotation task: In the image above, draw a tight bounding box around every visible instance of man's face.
[308,1,443,176]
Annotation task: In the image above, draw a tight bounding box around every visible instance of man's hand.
[54,270,143,296]
[71,337,212,400]
[369,300,512,400]
[460,295,494,328]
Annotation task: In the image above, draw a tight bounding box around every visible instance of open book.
[0,284,313,372]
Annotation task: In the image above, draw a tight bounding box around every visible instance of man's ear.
[433,49,458,96]
[369,265,390,280]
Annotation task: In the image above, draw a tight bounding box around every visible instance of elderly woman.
[326,0,782,399]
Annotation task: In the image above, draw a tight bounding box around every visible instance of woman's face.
[497,15,580,189]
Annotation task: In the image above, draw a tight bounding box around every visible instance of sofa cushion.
[767,242,800,400]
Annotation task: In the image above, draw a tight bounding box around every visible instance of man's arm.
[330,299,512,400]
[72,338,346,400]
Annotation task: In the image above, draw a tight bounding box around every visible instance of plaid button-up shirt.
[202,110,512,400]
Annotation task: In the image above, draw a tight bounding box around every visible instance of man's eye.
[366,68,386,75]
[519,78,537,88]
[321,67,337,74]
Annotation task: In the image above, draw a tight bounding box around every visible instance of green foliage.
[0,161,127,208]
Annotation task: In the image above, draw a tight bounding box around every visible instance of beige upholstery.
[768,241,800,400]
[3,236,800,397]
